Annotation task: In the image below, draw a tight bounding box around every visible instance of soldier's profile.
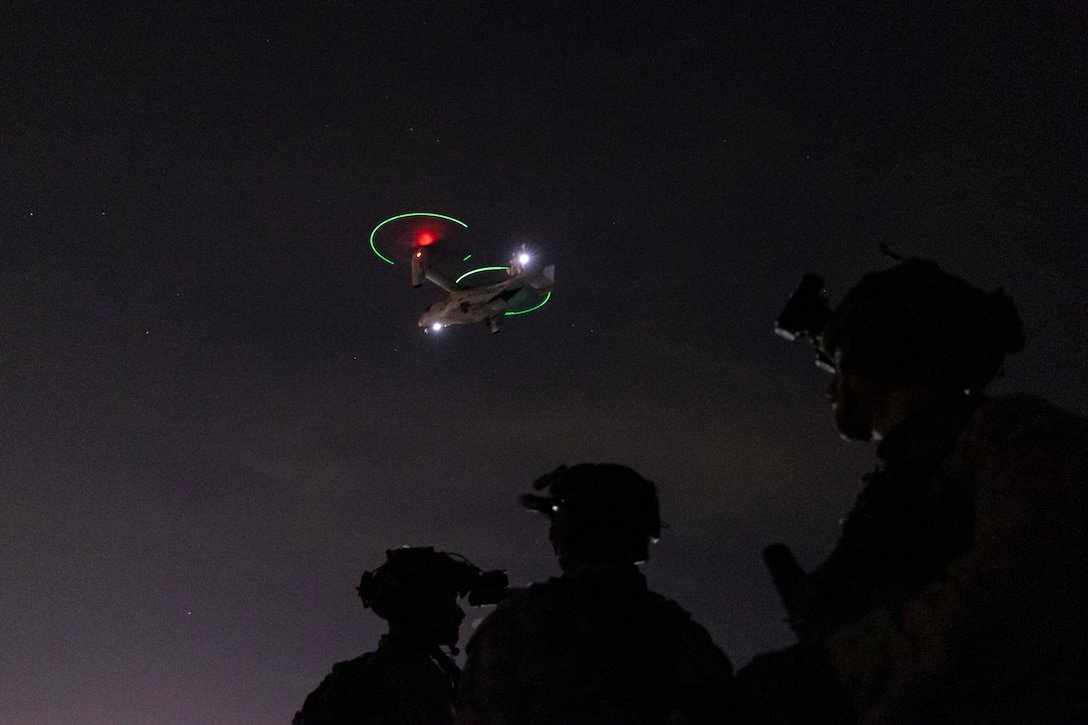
[736,255,1088,723]
[293,546,506,725]
[456,463,734,724]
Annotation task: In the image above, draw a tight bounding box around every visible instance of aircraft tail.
[532,265,555,290]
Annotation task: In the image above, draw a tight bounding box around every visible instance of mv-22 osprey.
[412,244,554,333]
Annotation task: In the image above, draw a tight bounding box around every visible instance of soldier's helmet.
[777,258,1024,392]
[521,463,662,564]
[357,547,507,622]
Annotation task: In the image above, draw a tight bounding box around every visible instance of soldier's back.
[458,569,733,724]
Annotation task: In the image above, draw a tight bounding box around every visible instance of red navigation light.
[415,250,422,258]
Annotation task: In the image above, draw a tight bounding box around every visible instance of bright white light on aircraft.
[431,323,443,332]
[518,253,531,265]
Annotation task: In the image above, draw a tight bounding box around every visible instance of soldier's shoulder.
[495,578,573,616]
[960,395,1088,474]
[466,577,608,650]
[639,588,695,621]
[955,393,1088,565]
[320,652,375,690]
[970,395,1088,444]
[329,652,372,673]
[296,653,377,723]
[640,590,735,679]
[464,585,540,648]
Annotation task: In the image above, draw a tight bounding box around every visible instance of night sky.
[2,3,1085,722]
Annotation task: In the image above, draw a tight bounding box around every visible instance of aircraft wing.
[492,287,522,304]
[424,268,460,292]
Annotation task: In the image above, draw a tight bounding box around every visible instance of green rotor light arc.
[455,266,552,316]
[455,266,507,284]
[504,290,551,316]
[369,212,468,266]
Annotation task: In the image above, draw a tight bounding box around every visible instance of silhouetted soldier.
[455,463,734,724]
[294,547,506,725]
[737,256,1088,723]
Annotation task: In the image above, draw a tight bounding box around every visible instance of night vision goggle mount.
[775,272,836,372]
[357,546,509,608]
